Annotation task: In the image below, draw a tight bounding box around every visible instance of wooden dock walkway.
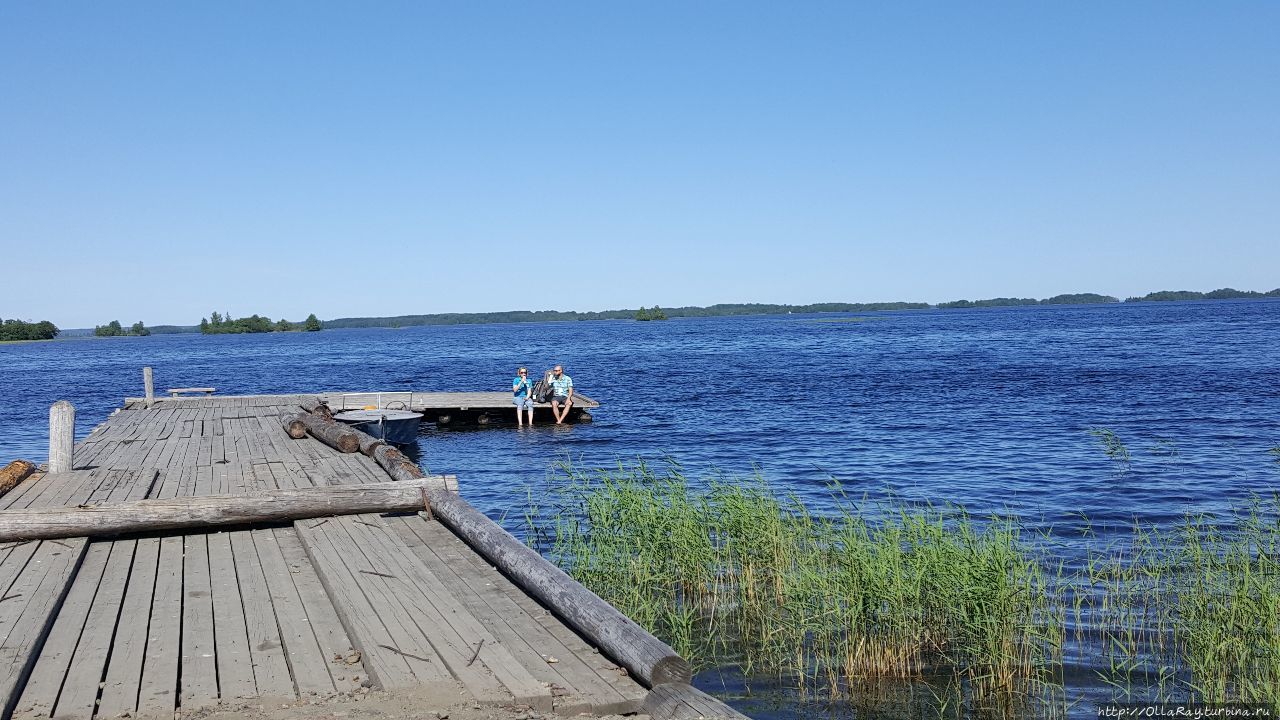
[0,395,654,720]
[123,391,600,425]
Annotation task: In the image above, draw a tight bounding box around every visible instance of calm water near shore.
[2,299,1278,717]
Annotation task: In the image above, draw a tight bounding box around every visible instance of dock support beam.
[143,366,155,408]
[49,401,75,473]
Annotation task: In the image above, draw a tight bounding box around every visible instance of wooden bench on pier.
[166,386,216,397]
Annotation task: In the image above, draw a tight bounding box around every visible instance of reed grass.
[526,461,1280,716]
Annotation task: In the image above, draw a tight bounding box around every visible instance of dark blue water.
[2,300,1279,716]
[4,300,1277,528]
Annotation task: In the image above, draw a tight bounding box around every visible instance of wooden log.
[143,366,155,408]
[300,413,360,453]
[280,412,307,440]
[644,683,751,719]
[372,444,424,482]
[421,488,690,688]
[49,401,75,473]
[351,429,386,457]
[300,397,333,420]
[0,478,453,542]
[0,460,36,496]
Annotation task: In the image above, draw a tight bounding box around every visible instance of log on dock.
[371,443,423,482]
[355,430,386,457]
[280,411,307,439]
[300,396,334,420]
[299,412,360,453]
[644,683,751,719]
[421,488,691,688]
[0,477,455,542]
[0,460,37,496]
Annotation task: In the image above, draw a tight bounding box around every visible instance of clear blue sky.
[2,2,1277,327]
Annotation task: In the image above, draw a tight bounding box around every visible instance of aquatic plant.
[1148,438,1179,458]
[531,461,1060,711]
[1088,427,1131,466]
[527,461,1280,717]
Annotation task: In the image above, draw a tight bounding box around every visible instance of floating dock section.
[124,391,600,425]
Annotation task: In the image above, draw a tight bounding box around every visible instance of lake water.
[2,299,1279,716]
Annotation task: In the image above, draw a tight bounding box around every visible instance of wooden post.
[49,401,75,473]
[421,488,691,687]
[143,366,155,408]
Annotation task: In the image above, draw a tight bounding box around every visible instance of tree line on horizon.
[936,288,1280,309]
[94,320,150,337]
[322,301,932,329]
[199,311,322,334]
[634,306,669,321]
[0,317,59,341]
[11,287,1278,340]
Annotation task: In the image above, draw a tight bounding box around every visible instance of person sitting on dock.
[550,365,574,424]
[512,367,535,426]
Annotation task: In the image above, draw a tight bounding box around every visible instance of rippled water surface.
[2,300,1279,716]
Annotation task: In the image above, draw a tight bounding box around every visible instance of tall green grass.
[526,461,1280,716]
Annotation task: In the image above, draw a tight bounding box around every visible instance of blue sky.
[2,2,1277,327]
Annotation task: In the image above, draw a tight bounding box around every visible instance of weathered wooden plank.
[173,465,195,499]
[342,515,544,708]
[249,529,340,697]
[85,468,126,506]
[421,489,690,687]
[180,533,218,709]
[434,521,643,707]
[293,519,439,690]
[52,540,137,718]
[0,539,89,718]
[227,530,295,700]
[137,535,182,716]
[207,532,257,701]
[0,472,47,511]
[194,463,214,498]
[0,541,41,598]
[269,528,366,693]
[180,430,203,471]
[196,435,213,467]
[97,536,160,718]
[395,516,638,714]
[10,541,112,719]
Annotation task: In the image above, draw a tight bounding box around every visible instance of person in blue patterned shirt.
[550,365,574,424]
[512,367,535,426]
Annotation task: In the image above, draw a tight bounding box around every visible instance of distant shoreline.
[22,290,1271,338]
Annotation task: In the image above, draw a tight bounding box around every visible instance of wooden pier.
[124,391,601,425]
[0,391,745,720]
